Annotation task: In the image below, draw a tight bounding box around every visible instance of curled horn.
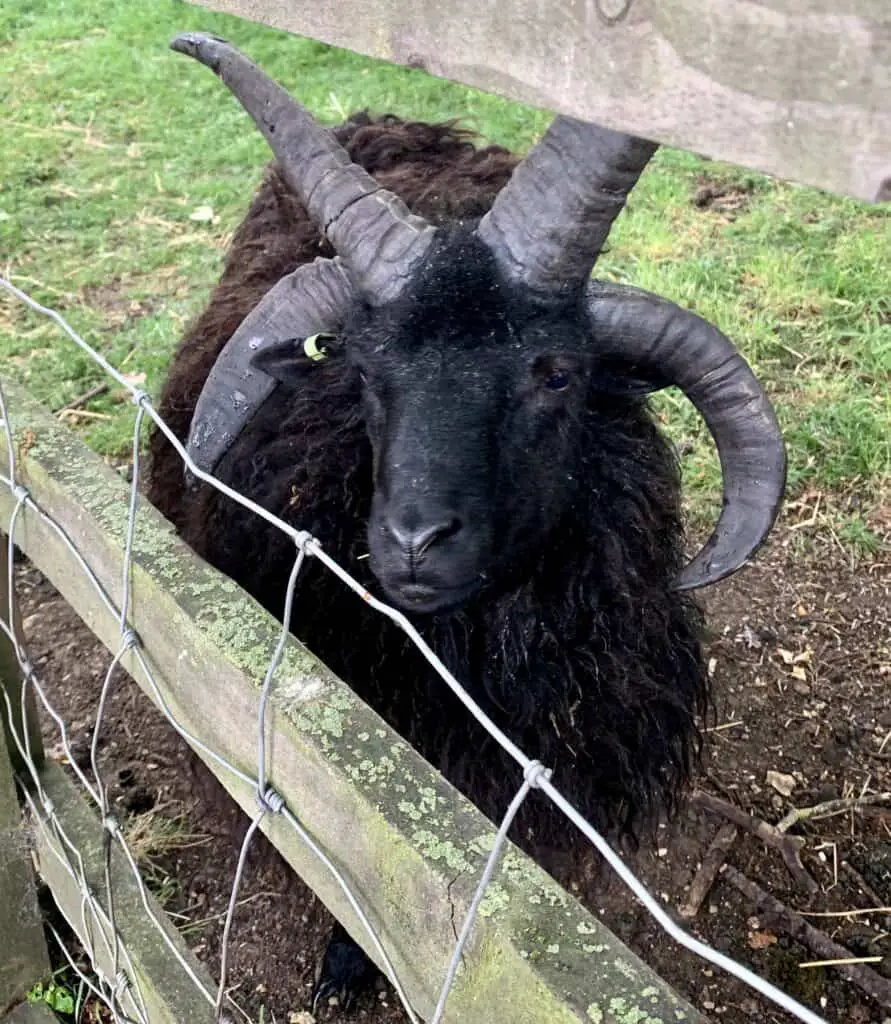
[587,282,787,590]
[170,32,436,304]
[477,117,657,298]
[187,257,355,476]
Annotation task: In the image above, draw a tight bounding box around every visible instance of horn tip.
[672,559,738,592]
[170,32,230,65]
[672,490,786,592]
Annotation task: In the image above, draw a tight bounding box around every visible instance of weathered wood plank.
[0,536,50,1017]
[191,0,891,200]
[30,764,217,1024]
[0,735,49,1016]
[1,537,44,777]
[0,378,703,1021]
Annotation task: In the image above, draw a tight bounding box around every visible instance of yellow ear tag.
[303,334,330,362]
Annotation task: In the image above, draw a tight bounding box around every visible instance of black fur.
[148,114,708,872]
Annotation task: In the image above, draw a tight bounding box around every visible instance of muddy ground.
[13,512,891,1024]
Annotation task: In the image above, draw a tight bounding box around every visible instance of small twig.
[57,408,112,422]
[777,793,891,833]
[54,381,109,415]
[800,956,882,968]
[722,865,891,1010]
[679,823,738,918]
[789,492,822,531]
[799,906,891,918]
[692,791,818,894]
[842,861,887,909]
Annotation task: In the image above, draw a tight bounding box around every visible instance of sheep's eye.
[544,371,570,392]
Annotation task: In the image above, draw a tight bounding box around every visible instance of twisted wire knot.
[104,814,120,836]
[256,786,285,814]
[523,760,552,789]
[120,628,140,651]
[130,389,152,409]
[11,483,30,505]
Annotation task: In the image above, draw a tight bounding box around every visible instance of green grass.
[2,0,889,543]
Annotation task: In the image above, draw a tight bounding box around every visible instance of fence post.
[0,532,44,775]
[0,538,50,1015]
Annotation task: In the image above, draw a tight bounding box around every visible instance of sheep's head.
[173,33,787,613]
[342,235,598,611]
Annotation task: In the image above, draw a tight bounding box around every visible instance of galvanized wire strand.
[4,480,27,655]
[307,540,530,770]
[74,975,87,1023]
[214,811,266,1020]
[0,276,581,776]
[431,760,551,1024]
[48,922,141,1024]
[111,831,217,1007]
[127,644,256,787]
[5,716,91,949]
[0,612,103,804]
[0,474,119,628]
[0,276,314,548]
[539,776,828,1024]
[7,672,153,1024]
[0,481,381,1018]
[2,614,189,1021]
[110,391,229,1009]
[119,402,147,635]
[90,636,141,1004]
[19,783,150,1024]
[0,307,420,1023]
[0,524,227,1001]
[273,799,423,1024]
[254,542,423,1024]
[310,517,831,1023]
[255,543,307,796]
[0,406,217,1015]
[0,277,832,1024]
[0,415,258,792]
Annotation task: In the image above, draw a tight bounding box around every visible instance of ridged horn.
[170,32,436,304]
[586,282,786,590]
[187,257,355,476]
[477,117,657,298]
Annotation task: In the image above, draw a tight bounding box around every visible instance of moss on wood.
[0,380,701,1022]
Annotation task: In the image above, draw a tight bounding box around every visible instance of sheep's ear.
[250,333,340,383]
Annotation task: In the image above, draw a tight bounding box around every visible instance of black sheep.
[148,33,786,1009]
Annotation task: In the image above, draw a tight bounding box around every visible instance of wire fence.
[0,274,830,1024]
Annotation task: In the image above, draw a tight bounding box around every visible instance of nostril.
[389,517,462,559]
[416,517,461,556]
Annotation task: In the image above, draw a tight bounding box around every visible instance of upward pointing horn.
[170,32,437,304]
[477,112,785,587]
[476,116,657,299]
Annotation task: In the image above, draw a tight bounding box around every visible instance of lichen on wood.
[0,379,701,1021]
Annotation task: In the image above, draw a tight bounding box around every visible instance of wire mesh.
[0,275,829,1024]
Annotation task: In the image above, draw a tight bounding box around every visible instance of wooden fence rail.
[0,378,703,1022]
[192,0,891,202]
[0,531,50,1019]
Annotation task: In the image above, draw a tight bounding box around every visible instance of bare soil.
[13,519,891,1024]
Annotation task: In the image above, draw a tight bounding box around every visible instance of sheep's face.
[350,232,596,614]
